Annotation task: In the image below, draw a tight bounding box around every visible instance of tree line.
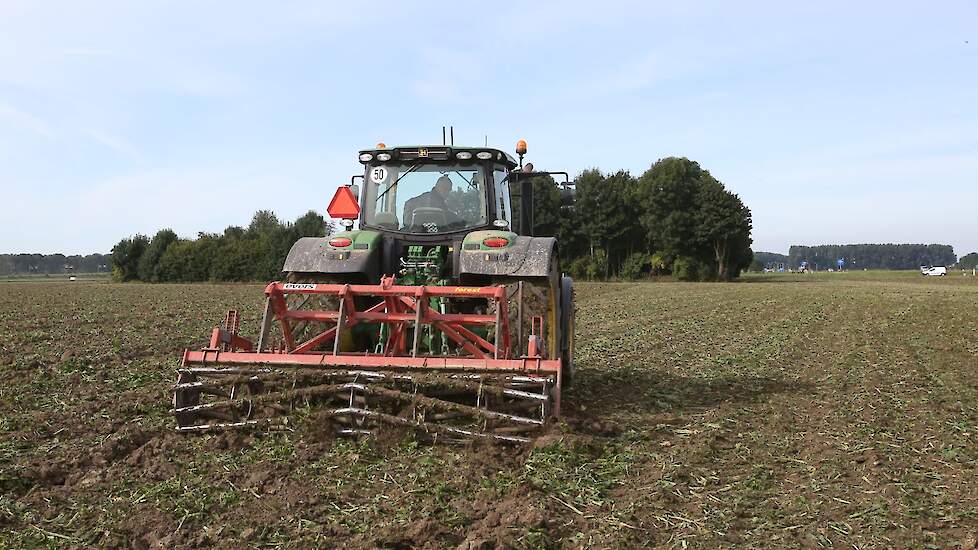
[530,156,753,281]
[750,251,789,270]
[0,253,110,276]
[111,211,332,282]
[110,156,752,283]
[959,253,978,269]
[754,246,978,271]
[787,244,956,270]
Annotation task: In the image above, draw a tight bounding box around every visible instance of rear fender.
[281,231,382,277]
[458,232,557,278]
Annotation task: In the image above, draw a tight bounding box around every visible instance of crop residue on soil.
[2,275,978,547]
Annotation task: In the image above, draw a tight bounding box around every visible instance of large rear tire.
[281,273,357,352]
[560,275,575,385]
[492,260,561,362]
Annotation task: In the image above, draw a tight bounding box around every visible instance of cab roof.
[357,145,518,169]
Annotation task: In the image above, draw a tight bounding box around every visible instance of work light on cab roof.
[171,136,577,445]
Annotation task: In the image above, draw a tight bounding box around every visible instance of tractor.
[172,140,575,443]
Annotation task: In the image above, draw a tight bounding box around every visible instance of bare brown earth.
[1,272,977,548]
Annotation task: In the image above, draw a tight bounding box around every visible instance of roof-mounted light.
[376,152,392,161]
[376,142,387,149]
[456,151,473,160]
[359,153,373,162]
[516,139,527,155]
[476,151,492,160]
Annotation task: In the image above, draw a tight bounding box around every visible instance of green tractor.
[172,140,575,443]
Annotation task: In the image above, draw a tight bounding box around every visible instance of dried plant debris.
[1,273,977,547]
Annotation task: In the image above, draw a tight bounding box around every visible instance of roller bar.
[181,349,561,374]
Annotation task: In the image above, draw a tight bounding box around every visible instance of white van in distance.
[921,266,947,276]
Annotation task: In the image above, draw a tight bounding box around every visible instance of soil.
[2,275,977,547]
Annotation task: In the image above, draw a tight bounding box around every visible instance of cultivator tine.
[330,408,531,444]
[172,383,349,414]
[173,280,563,443]
[256,298,273,352]
[175,418,288,433]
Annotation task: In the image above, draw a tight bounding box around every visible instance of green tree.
[223,226,245,240]
[958,252,978,269]
[753,251,788,270]
[137,229,178,282]
[635,157,753,280]
[695,181,753,280]
[602,170,641,276]
[294,210,332,238]
[210,238,263,281]
[637,157,703,266]
[241,211,289,280]
[160,235,220,282]
[111,235,149,281]
[247,210,281,237]
[620,252,651,280]
[573,169,635,277]
[650,252,668,275]
[572,169,607,259]
[672,256,705,281]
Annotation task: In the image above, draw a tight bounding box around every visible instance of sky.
[0,1,976,256]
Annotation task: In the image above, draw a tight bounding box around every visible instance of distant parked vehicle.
[921,266,947,276]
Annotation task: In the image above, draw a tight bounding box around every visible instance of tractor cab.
[337,142,571,240]
[355,145,517,236]
[313,141,573,284]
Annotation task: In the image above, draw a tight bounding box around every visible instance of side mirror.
[349,175,364,201]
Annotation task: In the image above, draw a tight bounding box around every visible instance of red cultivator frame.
[173,277,562,443]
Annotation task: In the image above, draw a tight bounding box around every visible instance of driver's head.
[434,175,452,197]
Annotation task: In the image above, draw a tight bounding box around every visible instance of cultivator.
[173,278,561,443]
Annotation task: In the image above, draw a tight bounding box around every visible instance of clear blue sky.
[1,1,975,256]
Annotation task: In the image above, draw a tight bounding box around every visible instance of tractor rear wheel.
[278,272,358,352]
[491,261,562,364]
[559,275,575,384]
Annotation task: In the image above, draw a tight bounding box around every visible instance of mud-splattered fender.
[458,231,556,277]
[281,232,381,277]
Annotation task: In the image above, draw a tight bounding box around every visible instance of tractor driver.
[404,175,460,227]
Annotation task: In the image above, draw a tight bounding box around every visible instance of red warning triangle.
[327,186,361,219]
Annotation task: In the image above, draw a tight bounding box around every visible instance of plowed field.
[2,273,977,548]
